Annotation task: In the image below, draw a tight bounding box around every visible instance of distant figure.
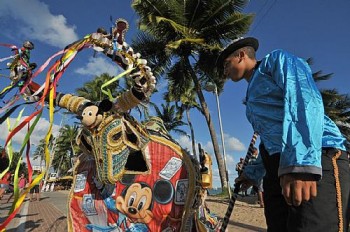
[250,147,264,208]
[3,173,29,203]
[0,172,11,200]
[0,156,10,200]
[235,157,244,175]
[29,171,41,201]
[50,182,55,192]
[235,157,247,196]
[6,173,25,203]
[256,180,264,208]
[18,173,27,192]
[45,182,50,192]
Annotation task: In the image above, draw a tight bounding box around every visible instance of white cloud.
[0,0,79,48]
[0,116,61,147]
[200,133,245,154]
[225,153,235,169]
[176,135,193,154]
[202,141,214,153]
[225,134,246,151]
[74,56,123,77]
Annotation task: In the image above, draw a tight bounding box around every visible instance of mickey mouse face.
[116,183,154,223]
[81,105,102,128]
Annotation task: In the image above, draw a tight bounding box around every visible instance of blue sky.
[0,0,349,187]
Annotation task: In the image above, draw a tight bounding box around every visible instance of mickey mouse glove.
[130,63,156,101]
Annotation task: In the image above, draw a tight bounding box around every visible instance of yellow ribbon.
[101,67,135,101]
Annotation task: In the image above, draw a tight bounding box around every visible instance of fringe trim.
[331,150,343,232]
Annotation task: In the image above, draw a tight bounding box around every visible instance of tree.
[32,137,55,167]
[76,72,150,119]
[151,102,188,136]
[321,89,350,145]
[9,151,27,177]
[131,0,254,190]
[52,124,80,176]
[165,85,201,160]
[0,146,27,177]
[76,73,121,102]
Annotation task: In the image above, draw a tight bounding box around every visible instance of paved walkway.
[0,191,69,232]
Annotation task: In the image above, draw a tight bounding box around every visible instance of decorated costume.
[0,40,37,100]
[0,17,220,231]
[52,90,218,231]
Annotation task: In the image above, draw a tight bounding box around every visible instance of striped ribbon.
[220,132,258,232]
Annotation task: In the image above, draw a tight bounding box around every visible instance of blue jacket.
[243,154,265,187]
[244,49,346,180]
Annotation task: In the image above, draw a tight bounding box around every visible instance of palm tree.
[76,73,150,119]
[52,124,80,176]
[32,140,45,166]
[131,0,254,190]
[10,151,27,176]
[76,73,122,102]
[0,147,27,176]
[321,89,350,144]
[165,85,201,160]
[32,137,55,167]
[152,102,188,136]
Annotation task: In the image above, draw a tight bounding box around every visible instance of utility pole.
[42,114,66,191]
[204,82,231,198]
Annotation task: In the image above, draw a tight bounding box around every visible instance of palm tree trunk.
[70,141,76,157]
[44,149,55,183]
[56,155,64,177]
[186,58,228,190]
[186,108,197,161]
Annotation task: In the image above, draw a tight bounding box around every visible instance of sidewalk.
[0,191,69,232]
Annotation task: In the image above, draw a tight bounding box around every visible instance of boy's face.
[223,53,245,82]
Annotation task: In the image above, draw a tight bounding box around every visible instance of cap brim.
[216,37,259,68]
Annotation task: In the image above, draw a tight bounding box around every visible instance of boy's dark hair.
[233,46,256,59]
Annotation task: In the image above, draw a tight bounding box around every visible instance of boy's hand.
[280,173,317,206]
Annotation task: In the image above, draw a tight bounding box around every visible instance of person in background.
[0,155,10,200]
[0,172,11,200]
[250,147,264,208]
[235,157,247,196]
[237,146,266,207]
[235,157,244,175]
[29,170,41,202]
[256,179,264,208]
[19,173,27,192]
[5,174,16,203]
[217,37,350,232]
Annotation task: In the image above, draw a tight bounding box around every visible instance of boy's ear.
[238,50,245,58]
[98,99,113,112]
